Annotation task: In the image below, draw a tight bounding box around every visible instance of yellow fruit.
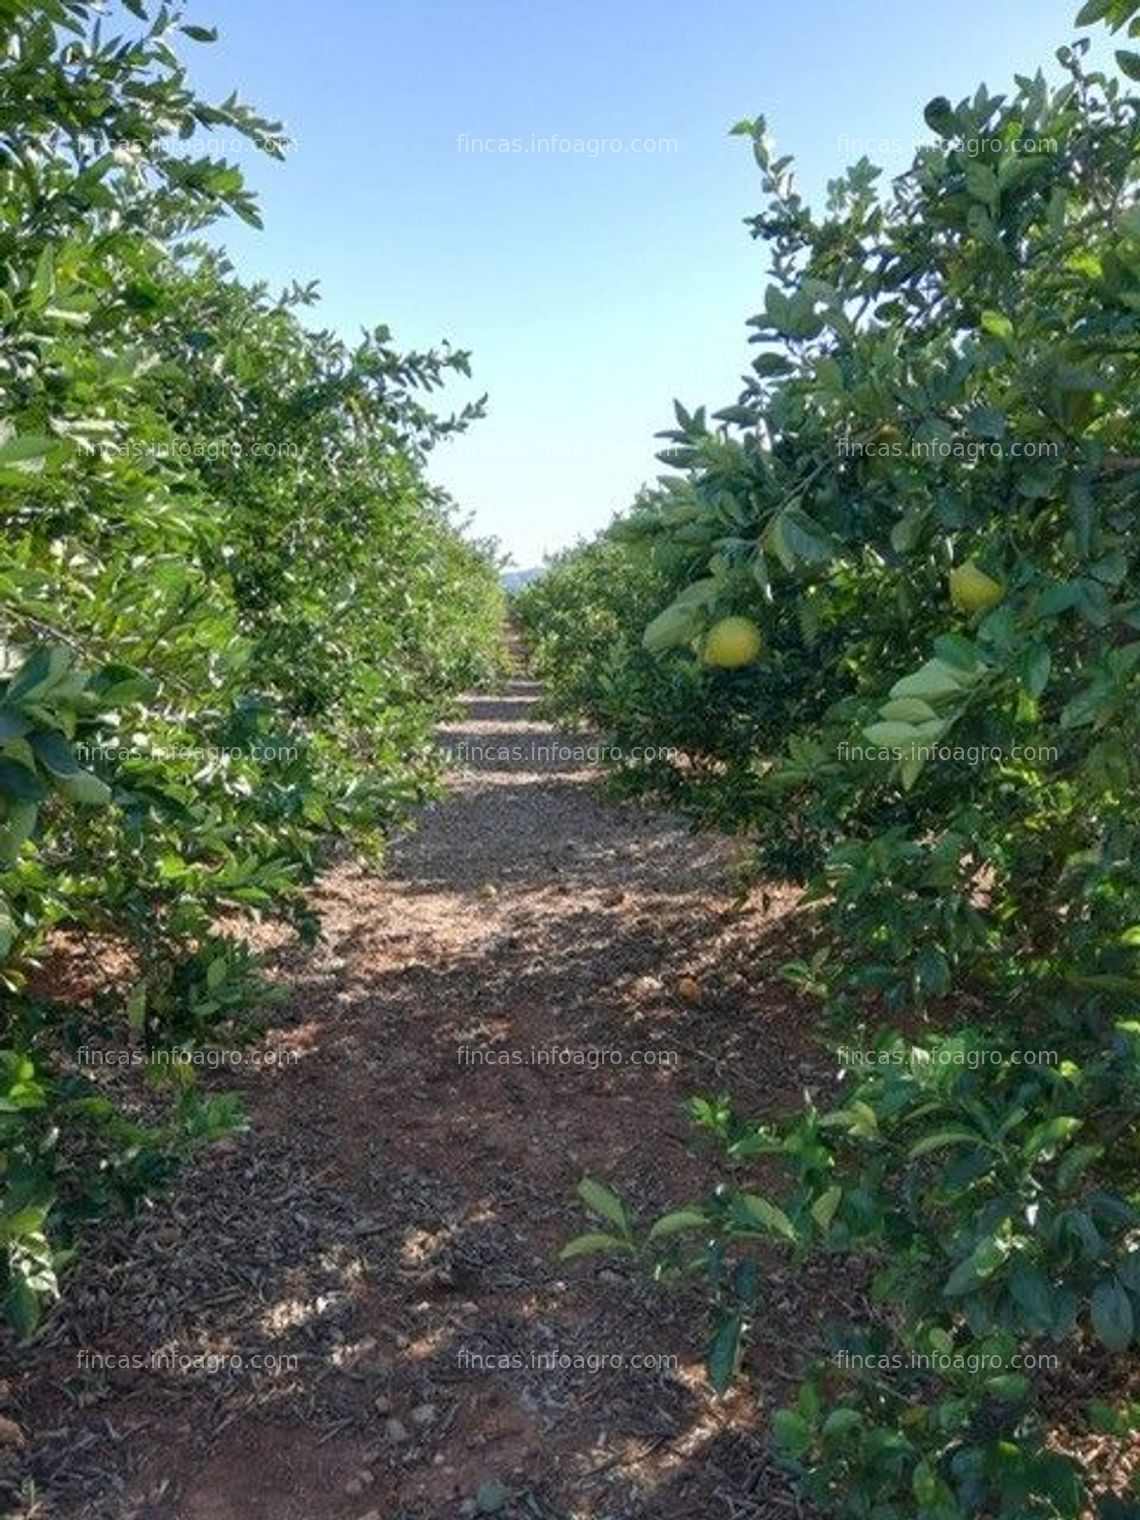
[702,616,762,669]
[949,561,1005,614]
[854,421,905,479]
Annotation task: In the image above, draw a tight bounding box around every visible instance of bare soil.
[3,678,864,1519]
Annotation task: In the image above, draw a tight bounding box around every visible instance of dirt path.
[10,676,840,1520]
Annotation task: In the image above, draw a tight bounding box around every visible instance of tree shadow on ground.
[7,686,843,1520]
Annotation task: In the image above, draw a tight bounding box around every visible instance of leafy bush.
[0,1,503,1334]
[515,493,797,820]
[552,6,1140,1514]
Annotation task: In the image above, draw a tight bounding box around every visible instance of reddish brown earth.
[4,674,1137,1518]
[4,678,853,1519]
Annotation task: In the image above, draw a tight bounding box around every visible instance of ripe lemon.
[702,616,762,669]
[949,561,1004,614]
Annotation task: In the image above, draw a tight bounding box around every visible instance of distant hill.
[501,566,543,593]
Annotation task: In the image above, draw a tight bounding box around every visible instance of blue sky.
[187,0,1093,566]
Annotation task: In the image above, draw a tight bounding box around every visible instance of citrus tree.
[0,0,503,1335]
[545,6,1140,1513]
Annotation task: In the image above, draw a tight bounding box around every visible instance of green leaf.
[923,96,958,137]
[863,721,919,748]
[3,1275,41,1340]
[0,711,31,742]
[899,747,926,790]
[966,404,1006,440]
[810,1185,842,1231]
[890,659,969,702]
[1052,1286,1080,1340]
[646,1208,709,1242]
[821,1407,861,1439]
[7,647,70,703]
[29,731,81,777]
[53,768,112,806]
[1022,644,1052,698]
[1009,1264,1055,1329]
[1115,48,1140,79]
[1022,1116,1082,1161]
[1056,1143,1102,1192]
[707,1312,743,1393]
[1061,680,1110,730]
[642,601,702,654]
[0,800,38,867]
[768,505,834,569]
[913,1458,940,1504]
[933,633,982,672]
[1091,1277,1134,1351]
[879,697,938,723]
[797,1380,821,1421]
[752,352,794,378]
[771,1407,812,1454]
[737,1193,797,1242]
[559,1231,630,1260]
[0,894,15,960]
[820,1100,879,1139]
[28,244,55,311]
[909,1127,986,1159]
[0,433,55,469]
[944,1257,986,1297]
[577,1177,630,1235]
[944,1235,1007,1297]
[1087,1399,1126,1435]
[0,759,47,803]
[981,309,1014,340]
[915,944,951,996]
[890,509,927,554]
[672,577,721,608]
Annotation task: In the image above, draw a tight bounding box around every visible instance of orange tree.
[0,1,503,1336]
[538,6,1140,1515]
